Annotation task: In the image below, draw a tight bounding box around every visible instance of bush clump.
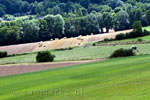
[92,43,96,46]
[137,38,143,42]
[110,48,135,58]
[0,51,8,58]
[36,51,55,62]
[143,29,150,36]
[116,33,126,40]
[104,38,114,42]
[115,21,150,41]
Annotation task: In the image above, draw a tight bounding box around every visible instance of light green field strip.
[0,43,150,65]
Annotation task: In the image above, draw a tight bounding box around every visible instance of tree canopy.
[0,0,150,46]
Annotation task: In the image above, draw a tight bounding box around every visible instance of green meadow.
[0,55,150,100]
[1,43,150,65]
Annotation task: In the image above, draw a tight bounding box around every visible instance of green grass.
[143,26,150,31]
[0,55,150,100]
[1,43,150,65]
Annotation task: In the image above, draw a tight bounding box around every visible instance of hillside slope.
[0,55,150,100]
[0,29,132,55]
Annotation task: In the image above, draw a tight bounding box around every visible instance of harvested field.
[0,30,132,55]
[0,43,38,55]
[0,59,104,77]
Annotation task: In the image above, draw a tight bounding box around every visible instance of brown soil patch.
[0,59,105,77]
[0,42,38,55]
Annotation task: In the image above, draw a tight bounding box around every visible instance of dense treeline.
[0,14,65,45]
[1,0,150,17]
[0,0,150,46]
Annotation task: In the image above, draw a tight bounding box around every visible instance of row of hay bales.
[33,29,132,52]
[0,29,132,55]
[33,37,87,52]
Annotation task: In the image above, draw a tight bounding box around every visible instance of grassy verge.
[0,55,150,100]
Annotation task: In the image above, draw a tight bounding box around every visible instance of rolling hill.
[0,55,150,100]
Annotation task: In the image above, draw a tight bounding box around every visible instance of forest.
[0,0,150,46]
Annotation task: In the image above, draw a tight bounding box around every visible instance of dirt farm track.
[0,30,132,55]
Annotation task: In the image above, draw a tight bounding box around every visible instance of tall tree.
[86,13,99,34]
[102,12,114,33]
[115,10,130,31]
[146,10,150,25]
[21,20,39,43]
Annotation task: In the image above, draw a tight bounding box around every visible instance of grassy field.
[0,26,150,65]
[0,55,150,100]
[1,43,150,65]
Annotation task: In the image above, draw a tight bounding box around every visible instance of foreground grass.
[0,55,150,100]
[1,43,150,65]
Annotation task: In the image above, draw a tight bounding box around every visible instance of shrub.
[110,48,135,58]
[0,51,8,58]
[117,31,142,40]
[127,31,139,38]
[56,47,73,51]
[104,38,110,42]
[124,32,130,38]
[132,21,142,35]
[36,51,55,62]
[137,38,143,42]
[126,32,139,38]
[68,47,73,50]
[143,29,150,36]
[92,43,96,46]
[103,38,114,42]
[109,38,114,41]
[115,28,150,41]
[116,33,126,40]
